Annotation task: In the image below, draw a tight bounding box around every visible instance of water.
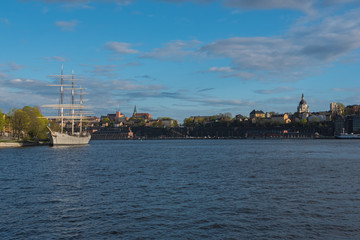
[1,139,360,239]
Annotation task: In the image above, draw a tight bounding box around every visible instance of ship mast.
[71,70,75,135]
[79,85,83,135]
[60,64,64,134]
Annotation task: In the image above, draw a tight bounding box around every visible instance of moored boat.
[335,133,360,139]
[43,65,91,146]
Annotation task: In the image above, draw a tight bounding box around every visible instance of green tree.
[0,109,5,133]
[183,117,194,127]
[197,117,205,125]
[223,112,232,120]
[300,118,308,126]
[336,103,345,115]
[12,109,31,140]
[22,106,49,140]
[137,119,146,127]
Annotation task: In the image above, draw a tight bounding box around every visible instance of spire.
[133,105,137,116]
[302,92,304,100]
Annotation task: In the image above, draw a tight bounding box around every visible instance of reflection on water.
[1,139,360,239]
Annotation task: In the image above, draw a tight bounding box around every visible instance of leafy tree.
[7,106,48,141]
[0,109,5,133]
[223,112,232,120]
[197,117,205,125]
[171,120,179,128]
[22,106,49,139]
[300,118,308,126]
[12,109,31,140]
[137,119,146,127]
[310,117,319,123]
[152,121,161,127]
[336,103,345,115]
[183,117,194,127]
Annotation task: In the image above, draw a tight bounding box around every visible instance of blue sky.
[1,0,360,121]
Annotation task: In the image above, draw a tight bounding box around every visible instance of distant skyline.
[1,0,360,121]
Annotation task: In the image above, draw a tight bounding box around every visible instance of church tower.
[297,93,309,118]
[133,105,137,117]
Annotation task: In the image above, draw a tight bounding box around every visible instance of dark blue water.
[1,140,360,239]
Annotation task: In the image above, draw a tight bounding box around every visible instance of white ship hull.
[49,131,91,146]
[335,133,360,139]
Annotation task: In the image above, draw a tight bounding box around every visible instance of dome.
[299,93,307,105]
[299,99,307,105]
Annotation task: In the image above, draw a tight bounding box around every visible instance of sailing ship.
[43,65,91,146]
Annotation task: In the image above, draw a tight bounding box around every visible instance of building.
[334,115,345,135]
[250,110,265,119]
[133,113,152,120]
[345,115,360,134]
[161,119,179,128]
[297,93,310,119]
[346,105,360,115]
[235,114,248,122]
[132,105,152,120]
[115,111,128,122]
[310,111,332,121]
[271,114,291,124]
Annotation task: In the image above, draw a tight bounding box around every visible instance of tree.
[183,117,194,127]
[0,109,5,133]
[336,102,345,115]
[137,119,145,127]
[7,106,48,141]
[12,109,31,140]
[300,118,308,126]
[223,112,232,120]
[22,106,49,140]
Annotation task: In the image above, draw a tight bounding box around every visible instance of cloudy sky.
[1,0,360,121]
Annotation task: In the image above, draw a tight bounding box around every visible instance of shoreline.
[0,142,22,148]
[0,141,50,148]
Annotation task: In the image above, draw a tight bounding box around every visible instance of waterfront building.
[345,115,360,133]
[334,115,345,135]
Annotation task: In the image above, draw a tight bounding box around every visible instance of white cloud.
[200,8,360,81]
[208,66,233,73]
[141,40,202,61]
[0,62,26,72]
[44,56,70,62]
[104,42,139,55]
[254,87,295,94]
[112,80,164,91]
[10,78,23,83]
[224,0,315,14]
[55,20,78,31]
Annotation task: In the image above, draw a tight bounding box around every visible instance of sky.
[1,0,360,121]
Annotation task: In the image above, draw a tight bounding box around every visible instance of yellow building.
[250,110,265,119]
[271,114,291,124]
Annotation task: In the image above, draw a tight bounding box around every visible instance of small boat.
[43,65,91,146]
[335,129,360,139]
